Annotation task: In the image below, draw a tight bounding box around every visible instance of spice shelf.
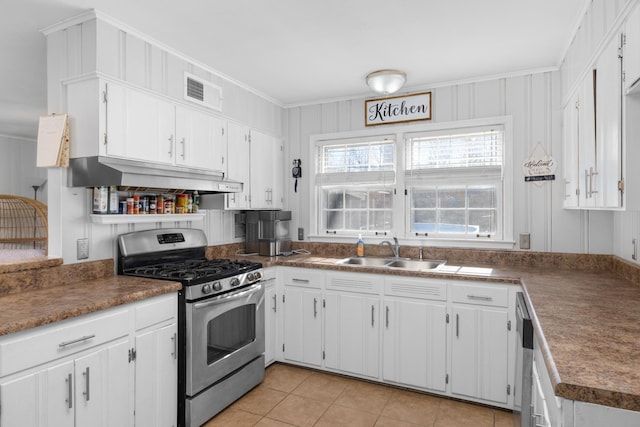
[89,213,205,224]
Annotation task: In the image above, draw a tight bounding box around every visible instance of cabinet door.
[105,340,133,427]
[282,287,322,366]
[0,372,41,427]
[562,99,580,208]
[324,293,379,379]
[175,107,222,171]
[103,81,126,158]
[578,71,596,208]
[43,360,75,427]
[250,130,283,209]
[264,281,278,366]
[226,121,251,209]
[383,298,447,391]
[125,89,163,162]
[74,350,105,426]
[135,323,178,427]
[594,34,623,208]
[451,306,509,404]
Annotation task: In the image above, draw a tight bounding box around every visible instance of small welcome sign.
[522,142,556,186]
[365,92,432,126]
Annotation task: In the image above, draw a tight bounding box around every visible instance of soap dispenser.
[356,234,365,257]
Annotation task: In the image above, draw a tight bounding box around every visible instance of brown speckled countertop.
[0,259,181,337]
[237,249,640,412]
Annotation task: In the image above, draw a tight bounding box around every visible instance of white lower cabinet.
[263,268,278,366]
[450,283,512,405]
[282,268,324,367]
[324,272,381,379]
[0,293,177,427]
[382,277,447,392]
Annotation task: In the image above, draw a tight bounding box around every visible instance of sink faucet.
[379,237,400,258]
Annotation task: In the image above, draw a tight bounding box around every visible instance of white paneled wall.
[285,72,612,254]
[0,135,47,202]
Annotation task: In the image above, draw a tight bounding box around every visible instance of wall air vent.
[184,72,223,111]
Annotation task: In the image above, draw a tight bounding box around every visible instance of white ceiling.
[1,0,586,140]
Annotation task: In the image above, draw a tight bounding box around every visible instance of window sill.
[308,235,516,250]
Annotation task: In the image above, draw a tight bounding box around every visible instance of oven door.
[185,282,265,396]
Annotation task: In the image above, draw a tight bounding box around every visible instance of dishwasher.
[514,292,534,427]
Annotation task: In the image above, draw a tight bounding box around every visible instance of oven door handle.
[192,283,263,310]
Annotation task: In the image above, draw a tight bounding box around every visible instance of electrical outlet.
[519,233,530,250]
[298,227,304,240]
[77,238,89,260]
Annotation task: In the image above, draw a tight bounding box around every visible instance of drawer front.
[451,282,509,307]
[0,308,129,377]
[135,293,177,331]
[384,277,447,301]
[326,272,381,295]
[284,268,324,289]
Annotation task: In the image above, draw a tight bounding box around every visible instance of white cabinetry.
[282,268,324,367]
[450,282,513,405]
[0,293,177,427]
[250,130,284,209]
[66,78,227,174]
[133,294,178,427]
[324,272,381,379]
[263,268,278,366]
[225,122,251,209]
[625,4,640,92]
[382,276,447,392]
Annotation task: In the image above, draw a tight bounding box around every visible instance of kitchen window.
[315,137,395,235]
[405,126,504,240]
[310,117,512,246]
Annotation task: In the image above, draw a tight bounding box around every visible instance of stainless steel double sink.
[336,256,445,271]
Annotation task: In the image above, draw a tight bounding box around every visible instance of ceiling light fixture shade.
[366,69,407,95]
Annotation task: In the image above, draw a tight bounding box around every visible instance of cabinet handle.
[59,334,96,348]
[180,137,186,159]
[66,373,73,409]
[82,367,90,402]
[590,167,598,195]
[467,295,492,301]
[385,306,389,328]
[564,179,571,200]
[171,332,177,360]
[272,294,277,312]
[168,134,174,157]
[585,169,590,198]
[292,278,309,284]
[371,305,375,327]
[313,298,318,318]
[456,314,459,338]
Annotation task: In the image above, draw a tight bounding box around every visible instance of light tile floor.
[203,363,515,427]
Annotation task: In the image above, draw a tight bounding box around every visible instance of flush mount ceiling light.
[366,69,407,95]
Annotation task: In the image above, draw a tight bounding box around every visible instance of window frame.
[309,116,514,248]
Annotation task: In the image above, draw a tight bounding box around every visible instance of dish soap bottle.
[356,234,365,257]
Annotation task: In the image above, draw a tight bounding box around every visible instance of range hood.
[68,156,242,193]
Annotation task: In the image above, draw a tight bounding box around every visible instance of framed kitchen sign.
[365,91,432,126]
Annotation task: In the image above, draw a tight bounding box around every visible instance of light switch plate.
[519,233,530,250]
[77,238,89,260]
[298,227,304,240]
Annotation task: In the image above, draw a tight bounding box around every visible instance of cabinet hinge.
[507,320,511,331]
[446,373,449,384]
[322,351,325,360]
[221,127,225,136]
[282,294,285,303]
[323,299,326,308]
[282,344,285,352]
[128,348,137,363]
[619,179,625,194]
[446,313,449,323]
[507,384,511,395]
[404,189,408,196]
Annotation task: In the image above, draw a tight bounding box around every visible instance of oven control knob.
[212,282,222,291]
[202,283,212,294]
[230,278,240,287]
[247,273,255,282]
[254,271,262,280]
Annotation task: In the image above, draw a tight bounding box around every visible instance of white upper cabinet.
[225,122,251,210]
[625,3,640,92]
[249,130,284,210]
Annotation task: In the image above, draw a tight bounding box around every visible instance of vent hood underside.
[68,156,242,193]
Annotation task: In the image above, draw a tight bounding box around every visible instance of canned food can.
[108,186,119,214]
[156,195,164,214]
[119,201,127,214]
[141,197,149,214]
[149,196,157,214]
[164,200,172,214]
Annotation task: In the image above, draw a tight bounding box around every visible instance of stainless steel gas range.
[118,228,265,427]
